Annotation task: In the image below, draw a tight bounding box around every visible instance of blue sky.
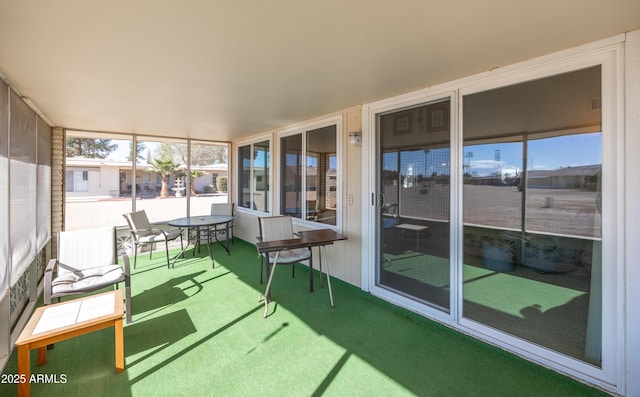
[466,132,602,175]
[107,139,146,162]
[389,132,602,177]
[108,132,601,176]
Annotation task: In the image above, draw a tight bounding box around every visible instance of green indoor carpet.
[1,240,609,397]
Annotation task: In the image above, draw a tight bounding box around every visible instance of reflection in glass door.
[462,66,603,366]
[377,100,451,311]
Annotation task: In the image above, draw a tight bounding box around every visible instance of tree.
[148,143,227,197]
[149,158,178,198]
[216,176,228,193]
[127,141,147,162]
[464,151,474,175]
[157,143,184,163]
[157,142,227,165]
[66,138,116,159]
[189,170,204,196]
[191,145,227,165]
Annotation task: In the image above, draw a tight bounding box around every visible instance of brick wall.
[51,127,64,258]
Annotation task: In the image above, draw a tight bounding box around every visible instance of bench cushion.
[51,265,125,295]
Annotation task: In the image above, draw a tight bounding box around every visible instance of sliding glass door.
[367,47,620,389]
[376,99,451,311]
[461,66,603,366]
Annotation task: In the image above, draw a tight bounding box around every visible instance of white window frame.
[236,134,273,215]
[277,115,343,231]
[364,91,457,326]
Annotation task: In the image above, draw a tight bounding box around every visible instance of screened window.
[133,137,188,223]
[238,139,270,212]
[64,132,228,231]
[280,123,338,226]
[189,141,229,215]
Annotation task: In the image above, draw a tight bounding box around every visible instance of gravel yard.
[65,194,229,231]
[391,184,600,238]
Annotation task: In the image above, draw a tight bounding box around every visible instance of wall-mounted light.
[349,131,362,147]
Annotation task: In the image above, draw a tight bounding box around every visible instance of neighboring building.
[65,157,228,199]
[527,165,600,189]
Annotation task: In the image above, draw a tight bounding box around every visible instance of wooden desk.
[256,229,346,317]
[15,290,124,397]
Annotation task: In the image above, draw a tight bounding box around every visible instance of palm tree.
[190,170,204,196]
[465,151,474,176]
[150,159,177,198]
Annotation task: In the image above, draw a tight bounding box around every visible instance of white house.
[65,157,228,199]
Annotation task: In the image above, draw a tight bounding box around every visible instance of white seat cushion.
[51,264,125,295]
[267,248,310,263]
[166,229,182,239]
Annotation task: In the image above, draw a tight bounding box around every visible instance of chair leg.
[133,245,138,269]
[125,282,133,324]
[165,239,170,268]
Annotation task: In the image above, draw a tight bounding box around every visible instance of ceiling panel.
[0,0,639,141]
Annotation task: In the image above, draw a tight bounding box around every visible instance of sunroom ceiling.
[0,1,639,142]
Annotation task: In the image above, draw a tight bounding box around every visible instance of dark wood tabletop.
[256,229,347,254]
[257,228,347,314]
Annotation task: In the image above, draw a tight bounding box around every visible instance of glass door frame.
[363,90,459,326]
[456,49,622,389]
[362,43,624,391]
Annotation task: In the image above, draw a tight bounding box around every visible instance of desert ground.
[65,194,229,230]
[392,184,600,238]
[66,184,600,243]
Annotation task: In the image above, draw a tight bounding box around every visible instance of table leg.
[318,246,323,288]
[213,223,231,255]
[115,318,124,373]
[37,346,47,365]
[206,226,214,268]
[261,251,280,317]
[309,250,314,293]
[265,257,271,287]
[194,227,201,254]
[171,227,192,268]
[17,344,30,397]
[322,246,335,308]
[225,223,230,254]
